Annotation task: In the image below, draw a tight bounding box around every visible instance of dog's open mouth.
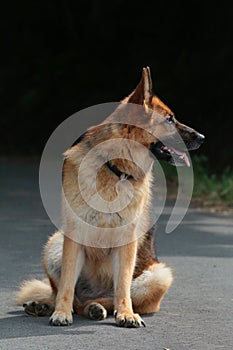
[150,141,190,167]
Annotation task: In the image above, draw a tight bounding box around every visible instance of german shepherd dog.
[17,67,205,328]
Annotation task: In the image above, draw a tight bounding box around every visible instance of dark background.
[1,1,232,171]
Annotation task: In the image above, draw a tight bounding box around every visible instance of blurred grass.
[191,155,233,203]
[160,155,233,209]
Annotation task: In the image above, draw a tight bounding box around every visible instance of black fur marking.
[71,131,88,147]
[133,224,158,279]
[62,158,67,183]
[62,131,88,182]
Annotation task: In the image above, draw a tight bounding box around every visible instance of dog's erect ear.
[128,66,152,105]
[144,66,152,103]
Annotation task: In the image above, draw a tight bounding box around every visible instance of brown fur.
[17,67,204,328]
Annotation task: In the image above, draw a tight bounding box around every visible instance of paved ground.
[0,160,233,350]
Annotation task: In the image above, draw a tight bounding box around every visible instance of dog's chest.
[82,247,114,284]
[84,246,112,261]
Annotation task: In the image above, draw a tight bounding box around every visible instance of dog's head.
[127,67,205,167]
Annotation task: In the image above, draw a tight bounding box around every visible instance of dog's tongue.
[170,147,190,167]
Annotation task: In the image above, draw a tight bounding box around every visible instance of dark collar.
[106,161,132,180]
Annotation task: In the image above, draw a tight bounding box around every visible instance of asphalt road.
[0,159,233,350]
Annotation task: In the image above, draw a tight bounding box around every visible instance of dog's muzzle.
[150,132,205,167]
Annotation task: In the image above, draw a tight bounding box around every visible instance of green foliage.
[192,155,233,203]
[159,155,233,204]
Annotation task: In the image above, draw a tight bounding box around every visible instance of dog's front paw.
[114,311,145,328]
[49,310,73,326]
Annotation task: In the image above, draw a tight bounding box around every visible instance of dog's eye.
[167,114,174,124]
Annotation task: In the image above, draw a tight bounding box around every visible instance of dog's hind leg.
[17,278,56,316]
[22,301,55,317]
[17,232,63,317]
[131,261,173,314]
[75,298,114,321]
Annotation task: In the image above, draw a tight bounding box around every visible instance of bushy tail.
[131,262,173,314]
[16,278,54,305]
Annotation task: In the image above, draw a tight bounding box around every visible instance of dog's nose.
[196,133,205,144]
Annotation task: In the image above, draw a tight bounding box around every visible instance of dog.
[17,67,205,328]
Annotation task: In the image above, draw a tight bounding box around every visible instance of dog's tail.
[131,262,173,314]
[16,278,53,305]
